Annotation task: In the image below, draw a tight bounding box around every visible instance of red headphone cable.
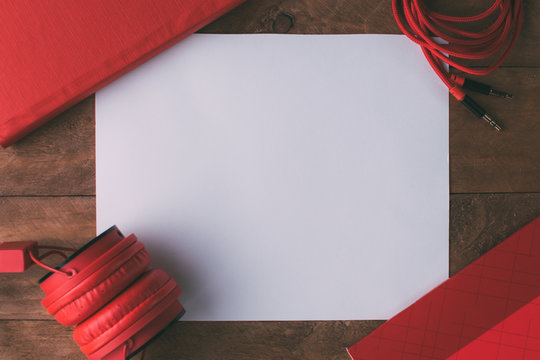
[27,245,77,277]
[0,241,77,274]
[392,0,523,130]
[1,229,182,360]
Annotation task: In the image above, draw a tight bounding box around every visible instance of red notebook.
[0,0,245,147]
[348,216,540,360]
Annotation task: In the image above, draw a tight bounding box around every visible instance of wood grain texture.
[202,0,540,67]
[0,195,538,359]
[0,1,539,359]
[0,320,379,360]
[0,96,95,196]
[450,68,540,193]
[449,193,540,276]
[0,69,537,196]
[1,1,538,197]
[143,320,382,360]
[0,320,84,360]
[0,197,95,320]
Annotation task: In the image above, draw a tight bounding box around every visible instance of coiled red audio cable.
[392,0,523,130]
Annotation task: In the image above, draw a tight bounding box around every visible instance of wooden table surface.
[1,1,539,359]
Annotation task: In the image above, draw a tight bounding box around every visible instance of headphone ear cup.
[73,269,184,360]
[53,248,150,326]
[40,232,151,326]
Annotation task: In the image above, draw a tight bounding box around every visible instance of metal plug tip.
[482,114,502,131]
[489,89,513,99]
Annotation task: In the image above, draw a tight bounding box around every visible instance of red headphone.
[0,226,184,360]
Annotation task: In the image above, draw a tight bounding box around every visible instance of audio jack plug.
[450,86,503,131]
[451,74,513,99]
[461,95,502,131]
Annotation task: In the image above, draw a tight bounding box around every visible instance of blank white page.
[96,34,448,321]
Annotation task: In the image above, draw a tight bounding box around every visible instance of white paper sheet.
[96,34,448,321]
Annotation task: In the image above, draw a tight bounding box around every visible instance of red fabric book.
[0,0,245,147]
[348,216,540,360]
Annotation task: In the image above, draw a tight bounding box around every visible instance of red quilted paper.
[0,0,245,147]
[348,216,540,360]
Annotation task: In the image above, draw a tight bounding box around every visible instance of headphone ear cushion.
[53,249,150,326]
[73,269,181,357]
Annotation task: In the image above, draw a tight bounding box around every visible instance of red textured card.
[0,0,245,147]
[348,216,540,360]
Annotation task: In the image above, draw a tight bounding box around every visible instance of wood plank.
[0,319,380,360]
[0,69,536,196]
[142,320,382,360]
[203,0,540,67]
[450,69,540,193]
[0,320,85,360]
[0,194,538,359]
[0,3,537,197]
[1,194,538,320]
[0,197,95,320]
[449,193,540,276]
[0,96,95,196]
[0,2,538,360]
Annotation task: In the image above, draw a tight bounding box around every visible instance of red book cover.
[0,0,245,147]
[348,216,540,360]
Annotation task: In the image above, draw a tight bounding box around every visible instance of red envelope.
[348,216,540,360]
[0,0,245,147]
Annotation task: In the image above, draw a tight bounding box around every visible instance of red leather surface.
[41,235,151,326]
[40,227,184,360]
[348,216,540,360]
[39,228,126,295]
[42,237,140,309]
[73,269,178,354]
[38,228,185,359]
[92,292,184,360]
[0,0,245,147]
[53,248,150,326]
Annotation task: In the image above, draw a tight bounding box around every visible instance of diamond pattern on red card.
[348,216,540,360]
